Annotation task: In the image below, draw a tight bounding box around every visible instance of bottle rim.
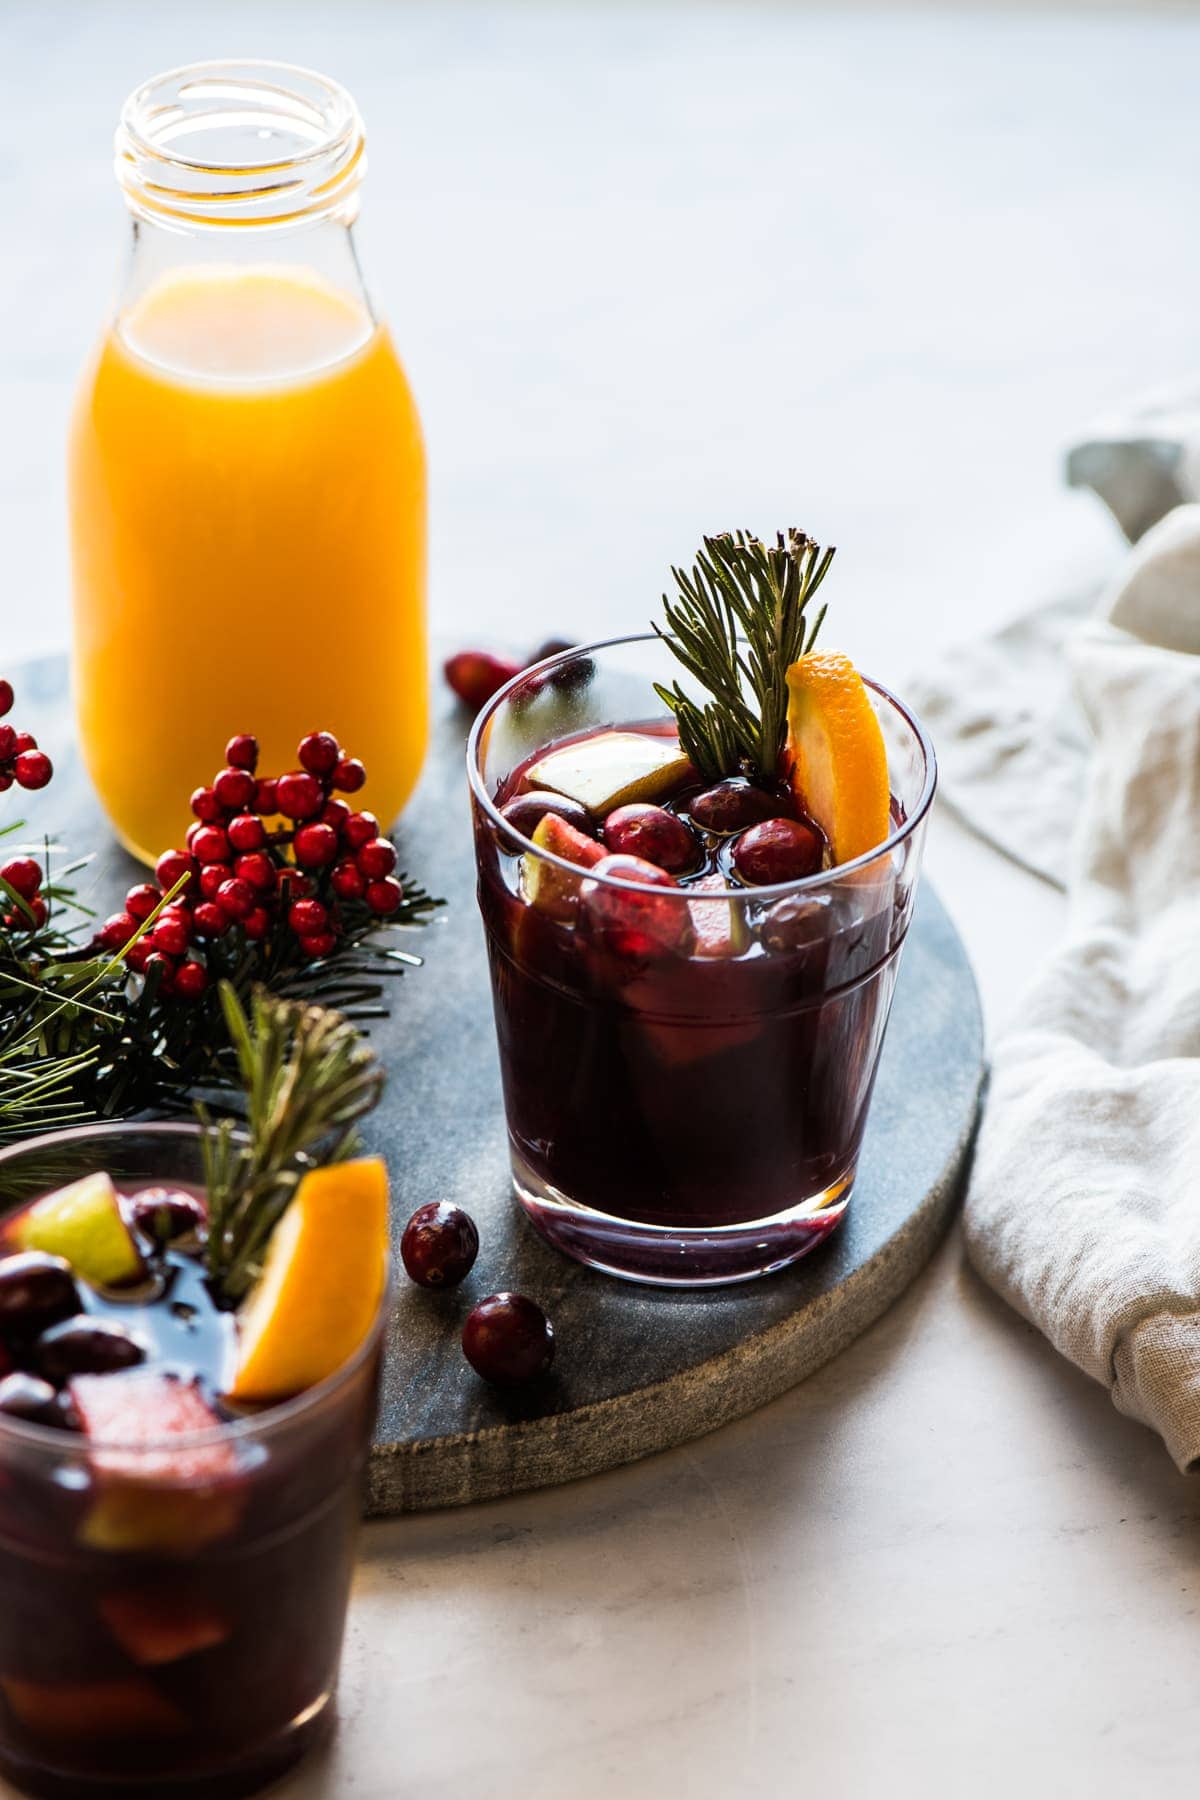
[115,59,366,231]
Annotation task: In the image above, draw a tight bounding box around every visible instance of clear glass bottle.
[68,62,428,863]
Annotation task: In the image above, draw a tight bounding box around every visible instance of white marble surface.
[3,2,1200,1795]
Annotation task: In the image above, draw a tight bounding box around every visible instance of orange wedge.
[227,1157,389,1403]
[785,651,890,863]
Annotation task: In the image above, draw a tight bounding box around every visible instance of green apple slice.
[688,872,749,958]
[526,732,692,815]
[521,813,606,921]
[13,1171,143,1288]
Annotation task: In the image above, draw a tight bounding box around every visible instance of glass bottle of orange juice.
[69,62,427,863]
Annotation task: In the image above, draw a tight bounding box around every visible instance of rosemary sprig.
[653,529,835,784]
[201,984,385,1303]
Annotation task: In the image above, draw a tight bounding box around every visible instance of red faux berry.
[331,858,366,901]
[276,771,323,821]
[224,733,259,772]
[155,849,197,896]
[125,884,161,923]
[190,786,222,823]
[199,863,230,901]
[14,751,52,791]
[0,774,11,793]
[288,898,328,936]
[149,915,190,958]
[123,939,152,973]
[293,822,339,869]
[1,859,42,901]
[356,837,397,880]
[14,896,49,930]
[344,811,379,851]
[298,731,340,776]
[96,911,137,952]
[173,960,209,1000]
[333,757,366,794]
[254,778,279,815]
[0,726,16,762]
[12,733,36,756]
[192,902,229,938]
[281,870,315,900]
[191,824,230,866]
[321,798,351,833]
[234,851,275,892]
[366,877,404,917]
[216,877,255,921]
[213,766,256,812]
[298,931,337,958]
[227,813,266,854]
[0,679,12,717]
[143,951,176,991]
[157,903,193,934]
[242,907,271,941]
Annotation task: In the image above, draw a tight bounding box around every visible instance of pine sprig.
[653,529,835,783]
[202,985,385,1303]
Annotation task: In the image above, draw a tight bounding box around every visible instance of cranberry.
[216,877,255,921]
[227,813,266,853]
[225,733,259,771]
[356,837,397,880]
[191,824,231,866]
[731,818,824,885]
[0,1253,80,1334]
[462,1294,555,1386]
[531,637,575,663]
[580,855,692,959]
[128,1189,206,1245]
[688,779,785,835]
[758,892,837,953]
[1,858,42,901]
[37,1319,145,1382]
[602,803,698,873]
[288,898,328,936]
[14,750,51,790]
[0,1372,68,1428]
[365,877,404,916]
[499,791,595,840]
[255,778,279,815]
[173,960,209,1000]
[192,902,230,938]
[293,822,339,868]
[444,649,522,712]
[149,914,190,957]
[298,730,341,775]
[242,907,271,941]
[333,756,366,794]
[344,811,379,851]
[321,798,351,833]
[0,725,16,762]
[298,931,337,959]
[96,911,137,952]
[190,786,223,823]
[331,858,366,901]
[213,767,256,812]
[276,770,323,820]
[401,1202,479,1289]
[125,884,161,923]
[0,678,11,717]
[234,851,275,892]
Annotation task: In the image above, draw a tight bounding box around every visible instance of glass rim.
[0,1120,391,1461]
[466,632,938,904]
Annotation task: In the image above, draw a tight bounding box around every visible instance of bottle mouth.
[116,60,365,230]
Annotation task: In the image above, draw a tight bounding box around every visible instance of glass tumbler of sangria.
[0,1122,388,1799]
[469,635,936,1286]
[69,61,427,864]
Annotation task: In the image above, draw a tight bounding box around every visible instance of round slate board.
[10,655,983,1514]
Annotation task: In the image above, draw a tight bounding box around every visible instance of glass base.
[512,1152,852,1286]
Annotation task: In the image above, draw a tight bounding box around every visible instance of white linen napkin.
[914,499,1200,1468]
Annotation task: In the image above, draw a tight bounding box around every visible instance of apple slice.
[526,731,692,815]
[1,1676,186,1743]
[687,873,749,959]
[72,1371,244,1553]
[100,1589,229,1667]
[521,813,606,921]
[12,1171,143,1288]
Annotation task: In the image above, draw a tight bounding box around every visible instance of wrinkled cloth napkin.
[911,423,1200,1469]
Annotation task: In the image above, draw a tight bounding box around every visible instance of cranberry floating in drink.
[469,530,936,1284]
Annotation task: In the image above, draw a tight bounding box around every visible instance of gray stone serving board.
[12,655,984,1514]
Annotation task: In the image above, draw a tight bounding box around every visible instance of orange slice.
[785,651,890,863]
[227,1157,389,1403]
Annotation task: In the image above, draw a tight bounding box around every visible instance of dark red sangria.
[469,611,935,1285]
[0,1121,389,1799]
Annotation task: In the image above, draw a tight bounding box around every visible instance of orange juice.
[68,265,427,863]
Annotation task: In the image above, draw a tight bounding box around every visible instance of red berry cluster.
[93,730,405,1001]
[0,678,52,795]
[0,856,47,933]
